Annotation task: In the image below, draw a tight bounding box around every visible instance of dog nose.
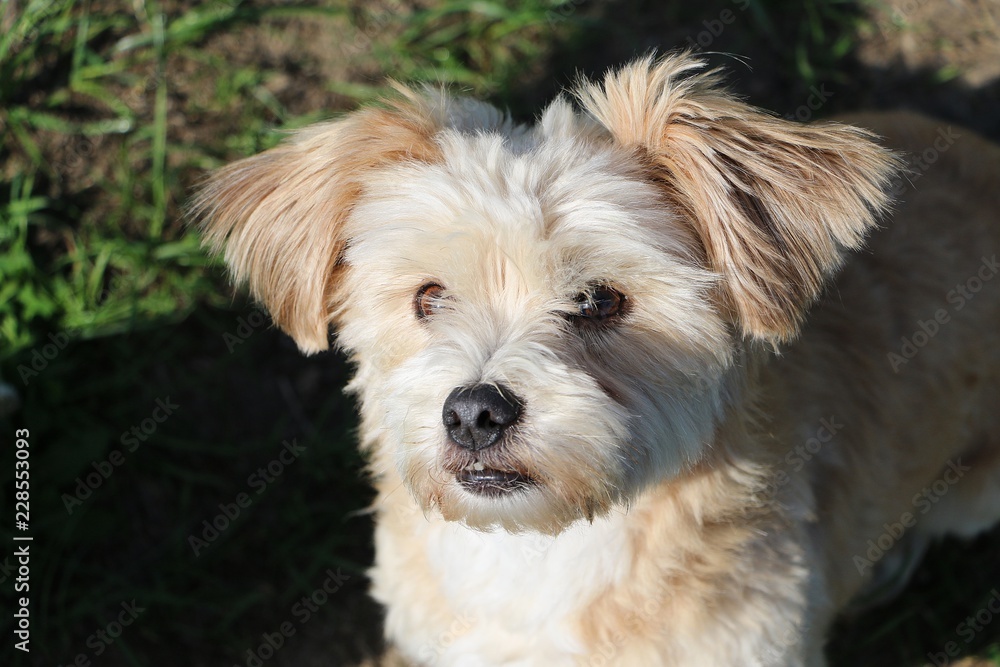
[442,384,523,451]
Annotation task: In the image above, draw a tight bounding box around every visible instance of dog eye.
[415,283,448,319]
[571,285,626,323]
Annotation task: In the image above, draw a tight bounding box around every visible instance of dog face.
[337,122,733,534]
[194,55,897,534]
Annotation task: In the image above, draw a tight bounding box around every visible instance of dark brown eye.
[572,285,626,323]
[415,283,447,319]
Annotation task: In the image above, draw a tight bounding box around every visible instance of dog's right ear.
[191,102,441,354]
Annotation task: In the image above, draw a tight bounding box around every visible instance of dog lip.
[456,467,535,495]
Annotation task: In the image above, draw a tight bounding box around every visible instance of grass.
[0,0,997,665]
[0,0,574,359]
[0,2,584,664]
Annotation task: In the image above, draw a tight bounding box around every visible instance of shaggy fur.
[193,54,1000,666]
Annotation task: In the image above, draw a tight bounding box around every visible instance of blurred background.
[1,0,998,665]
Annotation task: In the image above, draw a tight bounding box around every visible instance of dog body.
[196,56,1000,665]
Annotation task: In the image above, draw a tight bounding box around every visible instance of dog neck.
[366,403,811,664]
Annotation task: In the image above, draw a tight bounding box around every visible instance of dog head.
[193,54,897,534]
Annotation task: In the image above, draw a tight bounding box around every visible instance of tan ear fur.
[191,101,441,354]
[576,54,901,342]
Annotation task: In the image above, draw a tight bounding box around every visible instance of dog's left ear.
[578,55,900,343]
[190,100,441,354]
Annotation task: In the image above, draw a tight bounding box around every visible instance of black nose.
[442,384,523,451]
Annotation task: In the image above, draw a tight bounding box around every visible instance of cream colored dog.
[194,54,1000,666]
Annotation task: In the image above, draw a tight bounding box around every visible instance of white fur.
[339,125,733,533]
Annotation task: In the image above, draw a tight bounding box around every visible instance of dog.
[193,54,1000,665]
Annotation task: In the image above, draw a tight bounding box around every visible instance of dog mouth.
[455,462,536,496]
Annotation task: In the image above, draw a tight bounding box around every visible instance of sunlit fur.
[195,54,1000,666]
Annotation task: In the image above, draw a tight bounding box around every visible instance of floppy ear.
[191,101,441,354]
[577,55,901,342]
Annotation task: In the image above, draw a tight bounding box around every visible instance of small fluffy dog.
[194,54,1000,665]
